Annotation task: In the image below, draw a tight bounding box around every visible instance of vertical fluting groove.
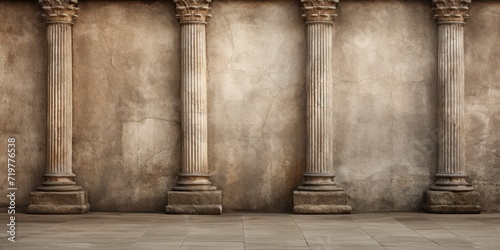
[438,24,465,176]
[181,24,208,175]
[306,23,333,175]
[47,24,72,176]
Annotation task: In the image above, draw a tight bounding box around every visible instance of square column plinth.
[424,190,481,214]
[166,190,222,215]
[27,191,90,214]
[293,191,351,214]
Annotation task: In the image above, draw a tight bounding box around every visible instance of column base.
[293,191,351,214]
[423,190,481,214]
[173,173,218,191]
[27,190,90,214]
[166,190,222,215]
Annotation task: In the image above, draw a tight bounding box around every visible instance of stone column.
[27,0,89,214]
[424,0,481,213]
[166,0,222,215]
[293,0,351,214]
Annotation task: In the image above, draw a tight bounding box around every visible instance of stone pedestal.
[166,0,222,214]
[424,190,481,214]
[424,0,480,214]
[27,0,89,214]
[27,191,90,214]
[166,191,222,214]
[294,191,351,214]
[292,0,351,214]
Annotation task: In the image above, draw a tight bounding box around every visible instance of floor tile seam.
[348,213,389,250]
[445,227,483,247]
[134,216,156,246]
[242,214,248,248]
[409,224,463,248]
[405,214,470,246]
[179,215,196,250]
[290,214,312,250]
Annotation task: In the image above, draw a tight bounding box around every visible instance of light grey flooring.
[0,212,499,249]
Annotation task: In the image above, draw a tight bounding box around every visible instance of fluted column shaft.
[37,0,81,192]
[182,24,207,176]
[298,0,342,191]
[175,23,214,191]
[173,0,215,191]
[431,0,473,192]
[306,23,332,175]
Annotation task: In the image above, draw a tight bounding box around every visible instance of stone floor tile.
[1,212,499,249]
[184,235,244,242]
[138,234,187,242]
[245,247,311,250]
[244,239,309,247]
[304,235,376,244]
[437,244,484,250]
[309,245,385,250]
[464,237,500,246]
[132,241,183,249]
[181,241,244,249]
[384,246,447,250]
[307,238,382,246]
[1,243,133,250]
[181,247,242,250]
[401,223,444,230]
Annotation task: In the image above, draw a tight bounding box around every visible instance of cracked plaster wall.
[464,3,500,212]
[0,0,499,212]
[0,1,46,212]
[332,1,438,211]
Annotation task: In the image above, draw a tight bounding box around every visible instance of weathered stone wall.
[465,2,500,212]
[0,0,499,212]
[332,1,438,211]
[0,1,47,212]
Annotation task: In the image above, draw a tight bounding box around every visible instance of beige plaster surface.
[207,0,306,211]
[464,2,500,212]
[72,1,181,211]
[332,1,438,211]
[0,1,47,211]
[0,0,499,212]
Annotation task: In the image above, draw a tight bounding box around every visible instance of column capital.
[39,0,79,24]
[301,0,339,23]
[174,0,212,24]
[432,0,471,24]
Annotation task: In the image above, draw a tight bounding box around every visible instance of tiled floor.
[1,212,499,249]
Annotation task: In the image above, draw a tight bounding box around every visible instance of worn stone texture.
[27,191,90,214]
[0,2,47,212]
[425,190,481,205]
[206,0,306,212]
[464,2,500,212]
[166,190,222,214]
[332,1,438,211]
[293,191,351,214]
[1,0,499,213]
[424,190,481,214]
[71,1,182,211]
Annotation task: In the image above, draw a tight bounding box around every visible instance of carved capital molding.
[432,0,471,24]
[301,0,339,23]
[39,0,79,24]
[174,0,212,24]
